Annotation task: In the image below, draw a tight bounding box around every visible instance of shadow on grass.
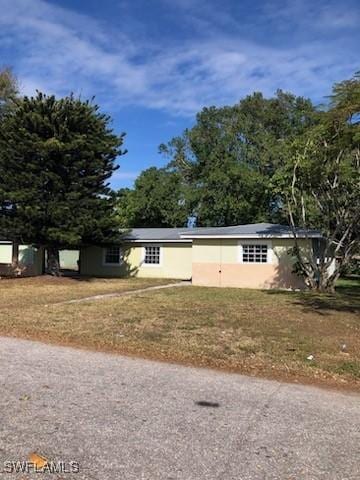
[58,272,93,282]
[266,278,360,315]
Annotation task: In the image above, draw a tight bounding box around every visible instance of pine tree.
[0,92,126,275]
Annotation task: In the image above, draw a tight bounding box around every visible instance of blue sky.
[0,0,359,189]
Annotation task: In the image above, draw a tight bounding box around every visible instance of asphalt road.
[0,337,359,480]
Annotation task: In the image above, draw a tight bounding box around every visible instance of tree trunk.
[312,263,341,293]
[12,242,19,266]
[297,261,339,293]
[11,242,23,276]
[317,279,336,294]
[46,246,61,276]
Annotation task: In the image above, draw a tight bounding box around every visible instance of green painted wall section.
[19,245,35,264]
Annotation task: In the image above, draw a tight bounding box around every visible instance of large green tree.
[116,167,188,227]
[159,90,317,226]
[0,92,125,275]
[273,73,360,292]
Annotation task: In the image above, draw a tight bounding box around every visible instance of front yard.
[0,275,359,390]
[0,275,171,306]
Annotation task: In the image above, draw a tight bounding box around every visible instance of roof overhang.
[179,234,322,239]
[124,239,192,243]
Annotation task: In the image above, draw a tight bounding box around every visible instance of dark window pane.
[242,244,268,263]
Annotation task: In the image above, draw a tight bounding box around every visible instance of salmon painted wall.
[192,238,311,289]
[80,243,192,279]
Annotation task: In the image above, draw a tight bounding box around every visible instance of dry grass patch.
[0,275,173,307]
[0,276,359,390]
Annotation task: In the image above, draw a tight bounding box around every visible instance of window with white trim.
[242,244,268,263]
[104,246,121,265]
[144,246,161,265]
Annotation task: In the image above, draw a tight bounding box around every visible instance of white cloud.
[262,0,360,30]
[0,0,358,116]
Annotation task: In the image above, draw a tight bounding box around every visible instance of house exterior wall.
[0,243,12,263]
[0,243,44,277]
[0,235,316,289]
[59,250,80,270]
[80,243,192,280]
[191,238,311,289]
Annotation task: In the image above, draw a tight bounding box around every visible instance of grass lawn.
[0,275,359,390]
[0,275,173,306]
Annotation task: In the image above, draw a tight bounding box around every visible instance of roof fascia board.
[125,239,192,243]
[179,234,322,239]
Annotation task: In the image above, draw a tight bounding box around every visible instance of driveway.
[0,337,359,480]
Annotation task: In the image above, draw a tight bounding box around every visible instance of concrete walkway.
[0,337,359,479]
[57,280,190,305]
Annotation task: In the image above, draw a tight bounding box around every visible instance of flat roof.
[122,228,192,242]
[180,223,322,238]
[122,223,322,242]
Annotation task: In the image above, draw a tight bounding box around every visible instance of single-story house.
[80,223,323,289]
[0,224,325,289]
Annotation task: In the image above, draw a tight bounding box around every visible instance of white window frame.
[102,246,122,266]
[238,240,273,264]
[142,244,163,267]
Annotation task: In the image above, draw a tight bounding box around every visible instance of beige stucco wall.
[0,237,313,289]
[80,243,192,280]
[192,238,310,289]
[80,237,312,289]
